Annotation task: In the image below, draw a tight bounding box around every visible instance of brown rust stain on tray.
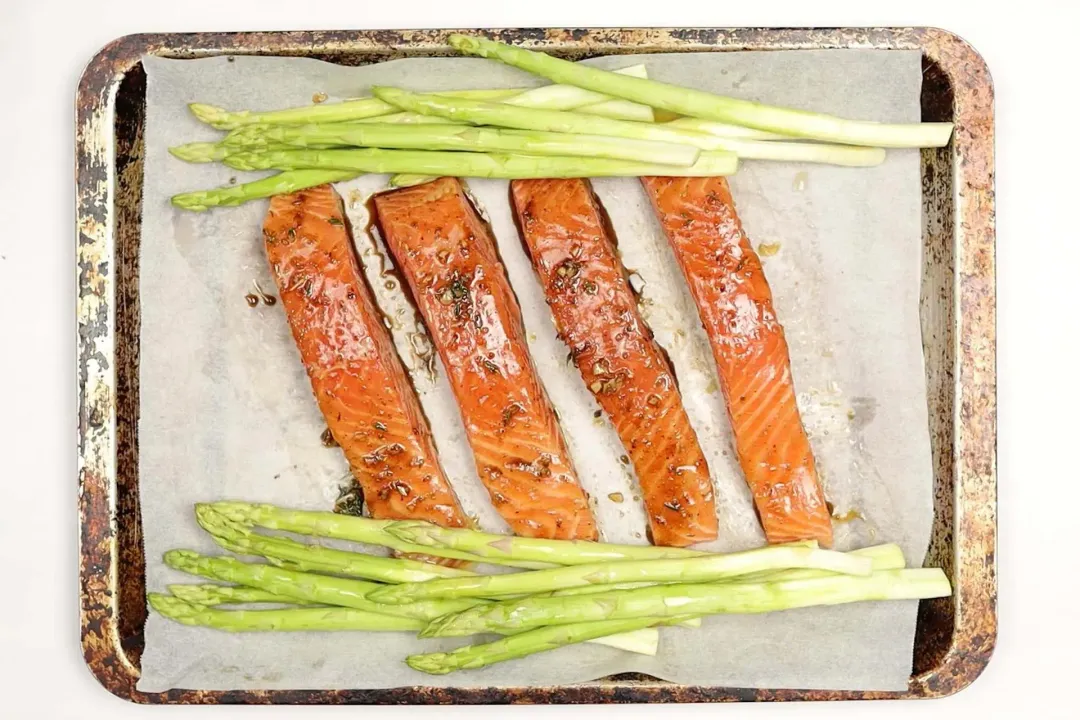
[76,26,996,704]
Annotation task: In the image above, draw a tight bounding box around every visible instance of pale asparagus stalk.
[163,550,487,621]
[220,122,700,166]
[222,147,738,178]
[447,35,954,147]
[195,504,476,583]
[201,501,551,570]
[406,616,692,674]
[422,569,953,637]
[171,170,358,212]
[150,594,425,632]
[188,65,651,130]
[159,584,659,655]
[370,87,885,166]
[366,545,871,604]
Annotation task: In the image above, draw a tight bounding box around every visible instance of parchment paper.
[136,49,933,693]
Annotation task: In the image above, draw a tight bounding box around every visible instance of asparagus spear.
[447,35,954,148]
[372,87,730,149]
[383,519,709,565]
[171,169,358,212]
[188,90,520,130]
[149,593,424,632]
[371,87,883,166]
[496,63,652,121]
[731,543,906,584]
[406,617,677,674]
[361,105,649,126]
[421,568,952,637]
[221,123,700,166]
[202,502,551,570]
[188,65,651,130]
[541,543,906,639]
[355,112,462,126]
[164,584,692,637]
[539,544,904,600]
[163,569,660,654]
[663,117,789,141]
[561,99,652,122]
[163,550,486,621]
[223,148,738,178]
[170,140,298,163]
[151,588,660,655]
[169,142,228,163]
[195,505,475,583]
[168,583,319,607]
[367,544,871,604]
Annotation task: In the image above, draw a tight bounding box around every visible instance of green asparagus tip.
[406,653,453,675]
[418,614,461,639]
[195,505,232,537]
[189,103,236,129]
[167,584,218,606]
[221,153,260,171]
[163,549,200,570]
[148,592,190,618]
[204,500,260,522]
[170,193,211,212]
[169,142,228,163]
[193,502,221,525]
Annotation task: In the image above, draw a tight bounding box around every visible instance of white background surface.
[0,0,1070,716]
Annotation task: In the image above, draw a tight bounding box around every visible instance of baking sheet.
[136,48,932,693]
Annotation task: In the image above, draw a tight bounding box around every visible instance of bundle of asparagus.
[150,501,951,675]
[167,36,953,211]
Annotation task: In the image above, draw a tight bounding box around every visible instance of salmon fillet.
[262,184,468,532]
[373,177,598,540]
[511,178,717,547]
[640,176,834,547]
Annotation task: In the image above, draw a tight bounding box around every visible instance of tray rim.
[76,25,996,705]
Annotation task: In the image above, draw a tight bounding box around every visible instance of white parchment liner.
[136,49,932,693]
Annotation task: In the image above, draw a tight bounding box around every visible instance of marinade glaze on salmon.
[640,176,834,547]
[511,178,717,547]
[262,184,468,530]
[373,177,598,540]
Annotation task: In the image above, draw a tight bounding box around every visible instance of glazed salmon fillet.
[511,178,717,547]
[262,184,468,531]
[640,176,834,547]
[373,177,598,540]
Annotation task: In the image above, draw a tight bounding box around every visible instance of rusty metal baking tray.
[76,26,996,704]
